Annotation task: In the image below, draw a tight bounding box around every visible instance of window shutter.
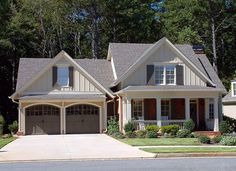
[146,65,155,85]
[69,66,74,87]
[52,66,57,86]
[176,65,184,85]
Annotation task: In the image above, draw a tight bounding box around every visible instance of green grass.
[119,138,200,146]
[142,147,236,153]
[0,137,16,149]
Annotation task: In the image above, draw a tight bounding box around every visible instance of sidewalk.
[135,145,236,148]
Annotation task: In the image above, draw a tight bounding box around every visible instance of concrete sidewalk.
[0,134,155,162]
[135,145,236,148]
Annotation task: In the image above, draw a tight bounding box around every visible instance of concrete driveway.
[0,134,154,161]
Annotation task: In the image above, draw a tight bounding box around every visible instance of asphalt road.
[0,157,236,171]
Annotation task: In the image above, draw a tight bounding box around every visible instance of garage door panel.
[25,105,60,135]
[66,104,99,134]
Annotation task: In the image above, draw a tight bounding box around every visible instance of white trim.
[110,37,215,87]
[64,102,102,108]
[111,57,117,80]
[231,81,236,97]
[154,64,177,85]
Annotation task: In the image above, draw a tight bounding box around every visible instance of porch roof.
[116,85,223,94]
[19,93,106,100]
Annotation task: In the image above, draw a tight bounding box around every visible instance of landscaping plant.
[183,119,195,132]
[219,121,232,133]
[176,129,191,138]
[124,121,136,133]
[161,125,180,136]
[198,135,211,144]
[125,131,136,138]
[145,125,159,133]
[220,136,236,146]
[8,121,18,135]
[212,135,222,144]
[107,117,119,135]
[136,130,147,138]
[0,115,5,136]
[146,131,157,138]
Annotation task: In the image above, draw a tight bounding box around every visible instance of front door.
[190,99,198,129]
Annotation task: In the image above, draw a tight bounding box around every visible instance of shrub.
[183,119,195,132]
[223,116,236,132]
[111,132,125,139]
[8,121,18,134]
[125,131,136,138]
[176,129,191,138]
[136,130,147,138]
[124,121,136,133]
[146,131,157,138]
[219,121,232,133]
[198,135,211,144]
[212,135,222,144]
[220,136,236,146]
[107,117,119,135]
[145,125,159,132]
[161,125,180,136]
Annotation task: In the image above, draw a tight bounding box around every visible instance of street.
[0,157,236,171]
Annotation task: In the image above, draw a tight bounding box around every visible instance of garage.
[66,104,100,134]
[25,105,60,135]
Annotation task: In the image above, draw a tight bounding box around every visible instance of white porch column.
[214,97,219,131]
[104,100,107,130]
[185,97,190,120]
[126,97,132,122]
[156,97,162,127]
[18,103,21,132]
[62,102,66,134]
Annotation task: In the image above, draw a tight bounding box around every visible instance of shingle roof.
[16,58,114,94]
[109,43,226,92]
[118,85,223,93]
[223,91,236,103]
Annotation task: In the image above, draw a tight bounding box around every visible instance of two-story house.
[10,37,226,135]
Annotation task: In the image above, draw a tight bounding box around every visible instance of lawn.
[119,138,200,146]
[142,147,236,153]
[0,137,16,149]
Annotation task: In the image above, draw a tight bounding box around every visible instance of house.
[10,37,226,135]
[222,81,236,119]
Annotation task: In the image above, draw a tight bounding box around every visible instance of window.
[132,99,143,120]
[161,99,170,118]
[155,66,164,84]
[57,67,69,86]
[232,82,236,97]
[166,66,175,84]
[209,99,214,119]
[155,65,176,85]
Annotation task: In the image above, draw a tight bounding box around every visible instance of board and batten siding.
[122,44,206,88]
[25,66,101,93]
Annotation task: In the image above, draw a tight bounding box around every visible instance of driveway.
[0,134,154,161]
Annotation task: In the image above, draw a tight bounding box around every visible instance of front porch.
[121,97,219,131]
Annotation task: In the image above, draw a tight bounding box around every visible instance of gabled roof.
[109,38,226,92]
[11,51,114,99]
[223,91,236,103]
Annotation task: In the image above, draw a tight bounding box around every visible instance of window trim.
[57,65,69,87]
[154,63,177,85]
[132,99,144,120]
[161,99,171,120]
[231,81,236,97]
[208,98,214,119]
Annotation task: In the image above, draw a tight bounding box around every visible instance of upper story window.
[155,65,176,85]
[232,81,236,97]
[57,67,69,86]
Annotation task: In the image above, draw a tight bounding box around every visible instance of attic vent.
[192,45,204,54]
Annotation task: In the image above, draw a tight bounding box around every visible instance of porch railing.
[133,120,185,130]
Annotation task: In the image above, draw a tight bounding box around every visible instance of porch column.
[156,97,162,127]
[185,98,190,120]
[126,97,132,122]
[62,102,66,134]
[214,97,219,131]
[104,100,107,130]
[18,103,21,132]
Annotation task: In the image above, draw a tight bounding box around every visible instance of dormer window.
[232,81,236,97]
[155,65,176,85]
[57,67,69,86]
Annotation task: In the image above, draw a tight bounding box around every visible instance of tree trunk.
[211,17,218,74]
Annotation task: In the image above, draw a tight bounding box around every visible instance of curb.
[155,152,236,158]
